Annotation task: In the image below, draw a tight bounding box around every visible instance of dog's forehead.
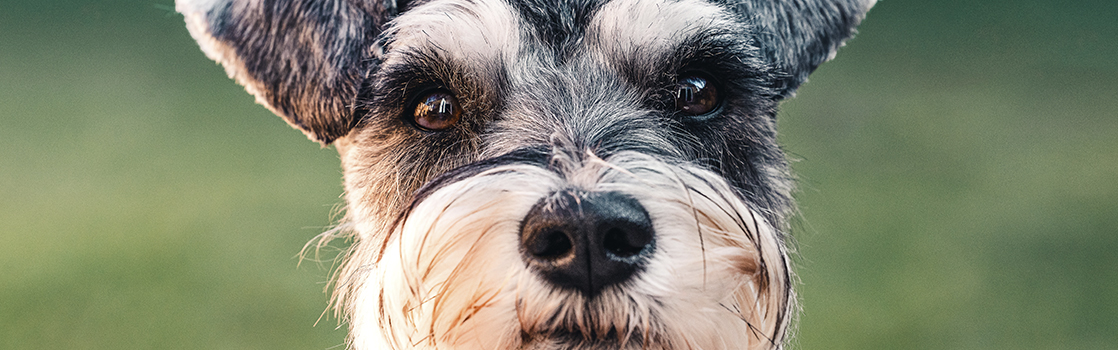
[383,0,738,70]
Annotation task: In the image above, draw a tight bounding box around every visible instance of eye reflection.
[412,90,461,131]
[674,74,718,116]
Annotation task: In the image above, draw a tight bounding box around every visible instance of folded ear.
[730,0,875,97]
[177,0,400,144]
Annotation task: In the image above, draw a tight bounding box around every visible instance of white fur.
[329,1,794,348]
[586,0,738,59]
[345,151,791,350]
[176,0,878,348]
[380,0,522,70]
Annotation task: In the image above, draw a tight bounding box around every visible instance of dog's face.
[178,0,872,349]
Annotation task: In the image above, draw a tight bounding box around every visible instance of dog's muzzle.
[347,150,791,350]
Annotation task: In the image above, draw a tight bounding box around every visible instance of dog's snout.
[520,191,654,297]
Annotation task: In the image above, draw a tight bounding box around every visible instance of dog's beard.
[341,151,792,350]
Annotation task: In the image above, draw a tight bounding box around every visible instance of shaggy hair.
[177,0,874,349]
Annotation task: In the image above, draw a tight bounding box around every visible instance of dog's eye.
[673,74,719,116]
[412,90,462,131]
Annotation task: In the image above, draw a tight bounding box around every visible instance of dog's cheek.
[600,157,787,350]
[339,127,479,241]
[366,166,564,349]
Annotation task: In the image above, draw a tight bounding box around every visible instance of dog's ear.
[177,0,402,145]
[730,0,875,97]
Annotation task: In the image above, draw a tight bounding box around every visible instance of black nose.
[520,191,655,297]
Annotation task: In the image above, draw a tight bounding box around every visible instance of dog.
[177,0,873,349]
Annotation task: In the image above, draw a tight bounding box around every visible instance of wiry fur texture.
[350,150,792,350]
[178,0,874,349]
[179,0,381,144]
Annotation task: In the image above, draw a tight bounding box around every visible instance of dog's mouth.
[513,289,667,350]
[520,327,651,350]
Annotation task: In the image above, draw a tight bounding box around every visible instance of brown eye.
[674,74,719,116]
[412,90,462,131]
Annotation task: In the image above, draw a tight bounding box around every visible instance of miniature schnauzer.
[178,0,873,349]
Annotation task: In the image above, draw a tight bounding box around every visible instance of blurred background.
[1,0,1114,349]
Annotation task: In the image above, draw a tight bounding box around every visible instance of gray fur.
[178,0,390,144]
[181,0,873,143]
[722,0,876,97]
[178,0,873,348]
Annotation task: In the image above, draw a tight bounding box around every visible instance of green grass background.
[1,0,1114,349]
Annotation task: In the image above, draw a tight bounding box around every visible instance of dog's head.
[178,0,872,349]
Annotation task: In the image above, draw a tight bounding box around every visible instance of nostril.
[602,226,651,258]
[528,229,573,259]
[520,190,655,296]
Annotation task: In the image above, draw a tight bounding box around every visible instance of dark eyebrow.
[371,49,461,107]
[360,46,509,122]
[608,30,778,107]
